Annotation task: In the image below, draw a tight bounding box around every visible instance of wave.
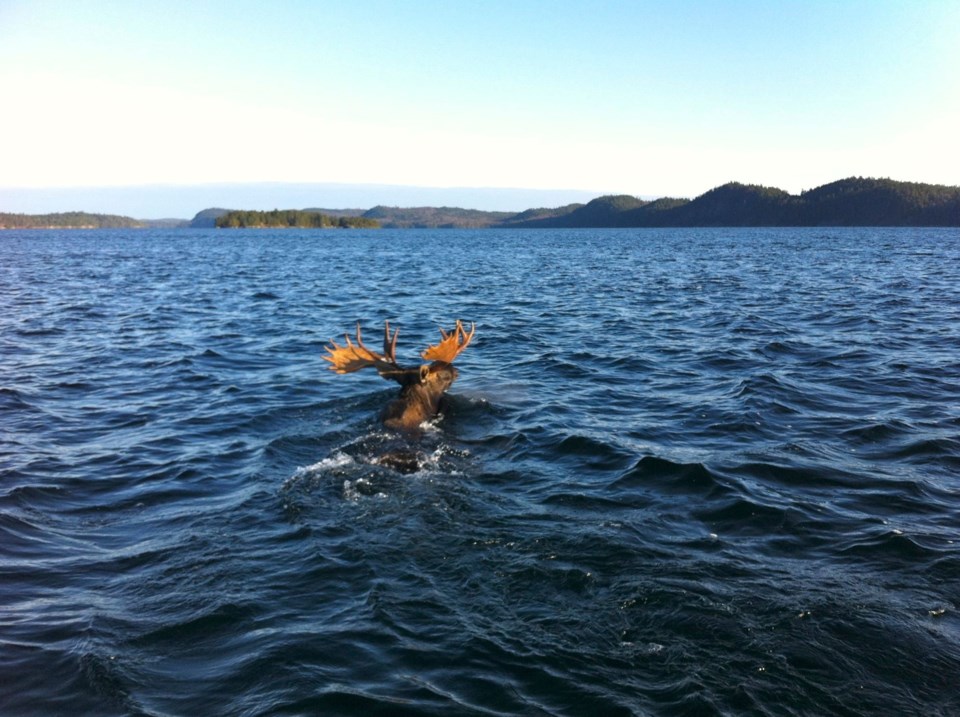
[836,528,955,565]
[5,228,960,716]
[609,455,726,496]
[0,386,35,411]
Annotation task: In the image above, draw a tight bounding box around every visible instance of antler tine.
[457,320,475,352]
[383,321,399,364]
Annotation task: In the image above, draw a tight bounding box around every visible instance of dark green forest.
[214,209,379,229]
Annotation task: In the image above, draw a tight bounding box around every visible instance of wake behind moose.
[324,320,475,432]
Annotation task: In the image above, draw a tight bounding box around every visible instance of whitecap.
[295,451,355,477]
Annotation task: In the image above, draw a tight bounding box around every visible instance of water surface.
[2,227,959,715]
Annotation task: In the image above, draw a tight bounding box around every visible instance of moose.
[324,320,475,432]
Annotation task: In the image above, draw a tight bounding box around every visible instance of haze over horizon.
[0,182,610,219]
[2,1,958,218]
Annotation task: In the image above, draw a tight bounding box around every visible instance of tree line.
[215,209,379,229]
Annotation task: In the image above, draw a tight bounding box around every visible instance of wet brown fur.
[379,362,459,432]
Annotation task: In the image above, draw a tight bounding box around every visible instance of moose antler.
[421,320,475,363]
[325,320,477,431]
[324,322,400,375]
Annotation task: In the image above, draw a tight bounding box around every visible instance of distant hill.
[506,203,584,224]
[0,211,145,229]
[359,205,515,228]
[505,178,960,228]
[504,195,646,227]
[796,177,960,226]
[189,208,232,228]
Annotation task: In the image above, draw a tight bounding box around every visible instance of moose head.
[324,320,475,432]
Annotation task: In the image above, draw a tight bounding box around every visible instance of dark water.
[2,227,959,716]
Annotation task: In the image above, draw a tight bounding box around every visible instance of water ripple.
[2,228,960,715]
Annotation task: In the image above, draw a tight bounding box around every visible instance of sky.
[1,0,959,215]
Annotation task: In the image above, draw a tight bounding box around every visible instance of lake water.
[2,227,959,716]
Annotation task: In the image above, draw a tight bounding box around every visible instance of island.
[0,211,146,229]
[215,209,379,229]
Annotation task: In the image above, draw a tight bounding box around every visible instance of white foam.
[294,451,355,477]
[419,417,442,434]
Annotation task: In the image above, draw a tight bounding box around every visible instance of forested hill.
[504,178,960,228]
[0,211,145,229]
[361,205,515,228]
[188,208,232,228]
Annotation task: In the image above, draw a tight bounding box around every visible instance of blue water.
[2,227,959,716]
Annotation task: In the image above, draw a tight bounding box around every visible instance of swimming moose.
[323,320,475,432]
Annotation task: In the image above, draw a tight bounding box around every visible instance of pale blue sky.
[1,0,958,203]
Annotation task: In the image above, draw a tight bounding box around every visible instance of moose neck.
[380,362,458,432]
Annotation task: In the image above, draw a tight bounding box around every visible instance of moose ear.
[419,365,429,383]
